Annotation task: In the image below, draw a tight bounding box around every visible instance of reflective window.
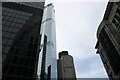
[13,10,18,14]
[2,38,8,45]
[3,11,8,16]
[21,20,26,24]
[7,39,13,45]
[8,27,14,32]
[2,32,5,36]
[15,14,20,18]
[7,13,12,16]
[17,19,22,23]
[6,21,11,26]
[19,15,24,19]
[11,22,16,27]
[11,13,16,17]
[6,8,10,12]
[13,18,18,22]
[9,17,14,21]
[3,46,10,53]
[9,33,15,39]
[3,21,7,25]
[5,32,11,38]
[15,23,20,28]
[13,28,19,33]
[3,26,8,31]
[4,16,10,20]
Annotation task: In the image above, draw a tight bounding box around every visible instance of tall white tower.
[37,3,57,79]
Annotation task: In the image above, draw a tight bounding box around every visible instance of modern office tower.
[2,1,45,80]
[37,3,57,80]
[57,51,76,80]
[95,1,120,80]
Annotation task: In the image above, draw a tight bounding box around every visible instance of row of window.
[2,7,32,17]
[3,64,34,77]
[3,16,27,24]
[112,8,120,28]
[4,55,36,66]
[3,13,30,21]
[3,21,23,29]
[3,27,20,34]
[18,2,43,9]
[2,39,13,46]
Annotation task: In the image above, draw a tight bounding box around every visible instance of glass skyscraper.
[37,3,57,79]
[2,1,45,80]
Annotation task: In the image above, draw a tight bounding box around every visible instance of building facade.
[2,1,45,80]
[37,3,57,80]
[95,2,120,80]
[57,51,76,80]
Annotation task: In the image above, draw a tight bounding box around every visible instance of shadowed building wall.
[2,2,45,80]
[95,1,120,80]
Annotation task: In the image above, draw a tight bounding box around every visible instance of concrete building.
[2,1,45,80]
[95,1,120,80]
[57,51,76,80]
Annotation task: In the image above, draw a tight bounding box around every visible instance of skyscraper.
[57,51,76,80]
[95,1,120,80]
[2,1,45,80]
[37,3,57,80]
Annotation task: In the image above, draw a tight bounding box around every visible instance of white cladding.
[37,3,57,79]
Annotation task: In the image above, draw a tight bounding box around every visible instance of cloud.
[45,1,109,78]
[75,56,108,78]
[54,2,108,78]
[46,0,109,3]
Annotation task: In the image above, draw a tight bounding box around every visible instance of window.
[9,33,15,39]
[2,38,7,45]
[8,27,14,32]
[15,23,20,28]
[11,56,18,64]
[7,13,12,17]
[21,20,26,24]
[11,13,16,17]
[3,46,10,53]
[17,19,22,23]
[3,11,8,16]
[13,18,18,22]
[2,64,9,74]
[13,28,19,33]
[11,22,16,27]
[4,16,10,20]
[6,21,11,26]
[5,32,11,38]
[3,26,8,31]
[7,39,13,45]
[9,17,14,21]
[15,14,20,18]
[100,29,120,74]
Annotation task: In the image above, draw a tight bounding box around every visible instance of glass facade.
[37,3,57,79]
[2,2,44,80]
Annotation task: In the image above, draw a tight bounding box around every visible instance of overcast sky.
[46,0,109,78]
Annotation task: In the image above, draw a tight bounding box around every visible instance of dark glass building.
[2,2,45,80]
[95,1,120,80]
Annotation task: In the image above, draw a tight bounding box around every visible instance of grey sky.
[46,0,109,78]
